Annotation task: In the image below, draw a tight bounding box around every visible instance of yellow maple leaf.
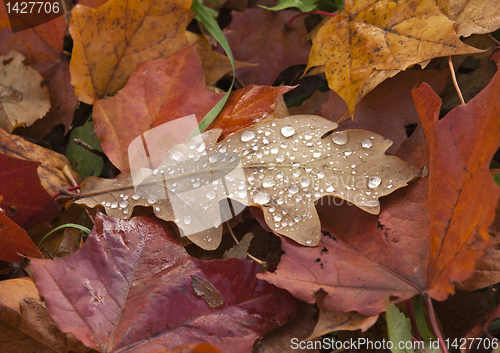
[306,0,481,114]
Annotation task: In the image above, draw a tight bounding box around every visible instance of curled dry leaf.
[0,51,50,133]
[0,277,91,353]
[75,115,418,250]
[437,0,500,37]
[31,213,296,353]
[69,0,193,104]
[306,0,481,114]
[0,128,80,196]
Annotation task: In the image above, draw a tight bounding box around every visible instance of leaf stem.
[423,293,448,353]
[52,185,81,198]
[407,298,422,341]
[286,11,337,30]
[447,56,465,105]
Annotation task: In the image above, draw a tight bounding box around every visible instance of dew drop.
[361,139,373,149]
[294,216,301,222]
[122,195,129,200]
[293,171,300,177]
[368,176,382,188]
[326,186,335,193]
[304,134,312,140]
[313,152,321,158]
[262,179,275,188]
[209,155,219,163]
[169,150,185,162]
[238,190,247,198]
[281,125,295,138]
[295,195,302,201]
[305,239,312,245]
[274,214,282,222]
[317,172,325,179]
[192,182,200,188]
[301,179,310,187]
[277,198,284,205]
[206,190,216,199]
[152,169,159,176]
[119,201,128,208]
[132,194,140,200]
[344,151,352,156]
[119,193,124,198]
[184,216,192,225]
[254,192,271,205]
[155,206,160,212]
[226,174,235,182]
[196,142,206,152]
[269,206,275,212]
[241,131,256,142]
[276,156,285,162]
[332,131,348,145]
[123,209,129,214]
[111,202,118,209]
[219,146,227,153]
[277,173,284,179]
[289,185,299,194]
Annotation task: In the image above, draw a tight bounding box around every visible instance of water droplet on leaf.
[281,125,295,138]
[332,131,348,145]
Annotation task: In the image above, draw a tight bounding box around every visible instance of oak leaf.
[0,128,80,196]
[306,0,481,114]
[0,12,76,139]
[257,54,500,315]
[75,115,418,250]
[0,277,91,353]
[31,213,297,353]
[93,44,224,172]
[0,152,60,230]
[0,51,50,132]
[69,0,193,104]
[437,0,500,37]
[221,9,311,85]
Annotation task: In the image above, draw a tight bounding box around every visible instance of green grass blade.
[38,223,92,248]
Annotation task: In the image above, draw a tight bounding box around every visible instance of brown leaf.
[93,44,224,171]
[437,0,500,37]
[0,51,50,132]
[320,69,449,154]
[222,232,254,259]
[221,9,311,85]
[0,277,91,353]
[191,275,224,308]
[308,292,379,340]
[75,115,418,250]
[69,0,194,104]
[306,0,481,114]
[209,85,293,140]
[0,13,76,138]
[31,213,296,352]
[0,128,80,196]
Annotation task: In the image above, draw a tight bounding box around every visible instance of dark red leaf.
[31,213,296,352]
[0,211,42,261]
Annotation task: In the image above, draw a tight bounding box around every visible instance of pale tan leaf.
[75,115,418,250]
[223,232,254,259]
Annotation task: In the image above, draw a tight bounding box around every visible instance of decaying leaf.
[0,14,76,138]
[0,152,60,230]
[306,0,481,114]
[223,232,254,259]
[0,277,91,353]
[191,275,224,308]
[0,210,42,262]
[437,0,500,37]
[221,9,311,85]
[31,213,296,353]
[69,0,194,104]
[93,44,223,171]
[75,115,418,250]
[0,128,80,196]
[0,51,50,132]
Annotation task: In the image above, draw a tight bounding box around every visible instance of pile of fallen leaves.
[1,0,500,352]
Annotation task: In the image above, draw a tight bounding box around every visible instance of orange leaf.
[306,0,481,114]
[0,212,42,262]
[93,44,223,171]
[69,0,193,104]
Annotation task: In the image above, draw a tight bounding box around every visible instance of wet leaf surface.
[31,213,297,353]
[0,152,60,230]
[75,115,418,250]
[306,0,481,113]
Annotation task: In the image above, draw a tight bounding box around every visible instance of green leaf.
[189,0,235,140]
[66,120,104,179]
[260,0,318,12]
[386,301,414,353]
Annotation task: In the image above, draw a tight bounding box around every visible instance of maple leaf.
[0,128,80,196]
[0,277,90,352]
[93,44,224,172]
[0,11,76,139]
[0,211,42,262]
[437,0,500,37]
[31,213,297,353]
[75,115,418,250]
[69,0,194,104]
[0,152,60,230]
[257,53,500,315]
[306,0,481,114]
[221,9,311,85]
[0,51,50,132]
